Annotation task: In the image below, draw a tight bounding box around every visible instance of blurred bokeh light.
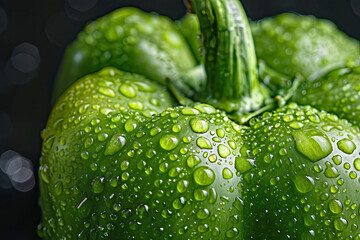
[0,150,35,192]
[5,42,40,85]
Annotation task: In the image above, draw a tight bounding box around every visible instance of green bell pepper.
[38,0,360,239]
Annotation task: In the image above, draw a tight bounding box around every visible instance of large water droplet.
[218,144,230,158]
[293,175,315,193]
[92,177,104,194]
[194,104,216,114]
[187,155,201,168]
[329,199,343,214]
[124,119,137,132]
[98,87,115,97]
[190,118,209,133]
[160,135,179,151]
[172,197,186,209]
[136,204,149,219]
[324,161,340,178]
[334,217,348,231]
[194,189,208,201]
[196,208,210,219]
[354,158,360,171]
[119,83,137,98]
[337,138,356,154]
[193,166,215,186]
[292,128,332,162]
[226,228,239,238]
[181,107,200,115]
[235,157,254,174]
[232,197,243,212]
[222,167,233,179]
[196,137,212,149]
[177,180,188,193]
[104,134,126,156]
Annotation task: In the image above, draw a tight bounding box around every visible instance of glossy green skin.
[52,7,202,104]
[241,103,360,239]
[40,4,360,240]
[38,67,245,239]
[251,13,360,80]
[293,66,360,127]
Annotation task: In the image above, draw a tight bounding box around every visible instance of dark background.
[0,0,359,239]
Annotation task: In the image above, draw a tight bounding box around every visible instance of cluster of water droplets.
[293,66,360,127]
[240,103,360,239]
[251,13,360,78]
[38,64,249,239]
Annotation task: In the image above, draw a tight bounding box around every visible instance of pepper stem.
[190,0,269,113]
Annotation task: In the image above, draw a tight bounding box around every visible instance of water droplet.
[216,128,225,138]
[181,107,200,115]
[40,165,50,184]
[232,197,243,211]
[194,188,208,201]
[128,101,144,111]
[119,83,137,98]
[44,135,55,149]
[289,121,304,129]
[104,134,126,156]
[209,154,217,163]
[332,155,342,165]
[190,118,209,133]
[304,215,315,226]
[187,155,201,168]
[222,167,233,179]
[218,144,230,158]
[292,128,332,162]
[293,175,315,193]
[98,87,115,97]
[226,228,239,238]
[172,124,181,133]
[196,208,210,219]
[172,197,186,209]
[329,199,343,214]
[160,135,179,151]
[350,171,357,179]
[92,177,104,194]
[177,180,188,193]
[150,126,161,136]
[124,119,137,132]
[136,204,149,219]
[235,157,254,174]
[324,162,340,178]
[53,181,63,196]
[196,137,212,149]
[264,154,273,164]
[334,217,348,231]
[337,138,356,154]
[283,114,294,123]
[208,188,217,204]
[193,166,215,186]
[133,81,156,92]
[194,104,216,114]
[109,177,118,187]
